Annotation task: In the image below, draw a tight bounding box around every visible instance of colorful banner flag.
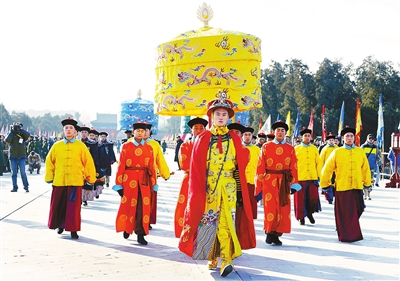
[258,117,263,131]
[285,111,291,136]
[0,125,4,135]
[293,109,301,138]
[355,98,362,146]
[308,106,314,137]
[260,114,271,134]
[321,104,327,141]
[376,93,384,150]
[338,101,345,138]
[276,113,281,121]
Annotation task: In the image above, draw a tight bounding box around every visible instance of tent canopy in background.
[119,89,159,134]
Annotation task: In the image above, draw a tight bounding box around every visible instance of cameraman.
[28,151,41,174]
[5,122,30,192]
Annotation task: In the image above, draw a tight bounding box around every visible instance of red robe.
[115,142,157,235]
[178,130,256,257]
[174,139,194,238]
[255,141,299,234]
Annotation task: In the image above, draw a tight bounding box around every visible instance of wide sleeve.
[148,145,158,188]
[320,151,336,188]
[289,145,299,184]
[154,143,170,180]
[82,145,97,184]
[360,150,372,187]
[178,142,191,172]
[115,143,128,186]
[255,144,266,195]
[44,145,56,183]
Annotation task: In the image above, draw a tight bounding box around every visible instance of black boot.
[71,231,79,239]
[299,218,305,225]
[265,234,273,244]
[123,231,130,239]
[272,234,282,246]
[57,228,64,234]
[137,234,148,245]
[307,214,315,224]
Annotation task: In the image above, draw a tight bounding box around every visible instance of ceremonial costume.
[178,96,255,277]
[320,127,371,242]
[46,118,96,238]
[255,120,300,244]
[294,128,321,225]
[146,138,170,225]
[318,133,338,204]
[98,132,116,187]
[242,127,260,219]
[360,134,379,199]
[115,138,157,240]
[174,117,208,238]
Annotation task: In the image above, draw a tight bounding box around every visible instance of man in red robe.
[255,120,301,245]
[174,117,208,238]
[113,122,157,245]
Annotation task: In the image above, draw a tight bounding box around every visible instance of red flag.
[355,98,362,146]
[259,117,263,131]
[321,104,327,141]
[308,106,314,138]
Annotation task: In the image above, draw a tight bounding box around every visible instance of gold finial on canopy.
[137,89,142,98]
[197,2,213,27]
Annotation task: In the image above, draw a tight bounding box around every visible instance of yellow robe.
[321,146,371,191]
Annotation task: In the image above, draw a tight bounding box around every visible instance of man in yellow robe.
[294,128,321,225]
[318,133,338,204]
[320,126,371,242]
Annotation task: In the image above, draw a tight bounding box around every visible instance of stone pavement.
[1,147,399,280]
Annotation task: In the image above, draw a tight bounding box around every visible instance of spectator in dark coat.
[174,135,183,171]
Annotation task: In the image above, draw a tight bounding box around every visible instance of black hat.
[257,132,266,138]
[300,127,312,136]
[325,132,336,140]
[133,122,147,130]
[124,130,132,134]
[271,120,289,131]
[145,124,152,130]
[187,117,208,128]
[80,125,90,132]
[227,122,246,133]
[341,126,356,136]
[252,135,257,140]
[75,125,81,132]
[242,126,254,134]
[99,131,108,136]
[267,132,275,139]
[367,133,374,139]
[61,117,78,127]
[89,129,99,136]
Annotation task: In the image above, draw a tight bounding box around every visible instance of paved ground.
[1,147,399,280]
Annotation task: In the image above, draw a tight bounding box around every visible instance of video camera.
[11,122,22,132]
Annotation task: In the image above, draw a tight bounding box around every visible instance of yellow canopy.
[155,25,262,116]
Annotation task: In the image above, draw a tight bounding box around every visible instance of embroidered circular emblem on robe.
[267,213,274,221]
[135,148,143,156]
[123,174,128,182]
[179,217,184,226]
[272,178,277,186]
[121,196,127,204]
[276,147,283,155]
[145,157,150,165]
[276,163,283,170]
[266,192,272,201]
[130,180,137,188]
[265,174,271,180]
[120,214,128,221]
[126,159,132,166]
[143,197,150,205]
[131,198,137,206]
[285,157,290,166]
[267,158,273,166]
[143,215,150,223]
[178,194,185,204]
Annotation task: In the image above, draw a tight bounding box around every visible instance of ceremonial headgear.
[133,121,147,130]
[61,117,78,128]
[99,131,108,136]
[271,120,289,131]
[257,132,266,138]
[187,117,208,128]
[341,126,356,136]
[267,132,275,139]
[206,89,235,118]
[89,129,99,136]
[242,126,255,134]
[325,132,336,140]
[227,122,246,133]
[80,125,90,132]
[300,127,312,136]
